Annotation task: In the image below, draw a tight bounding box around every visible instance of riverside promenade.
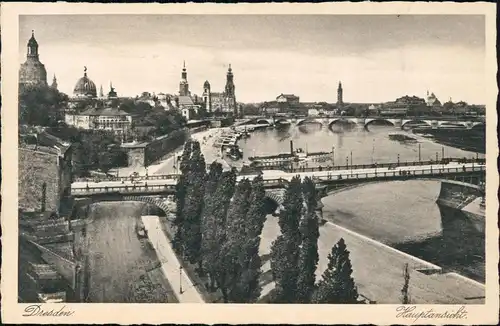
[141,215,204,303]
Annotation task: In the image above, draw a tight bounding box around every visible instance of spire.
[51,74,58,90]
[228,63,232,72]
[32,29,34,37]
[183,60,186,71]
[84,66,87,77]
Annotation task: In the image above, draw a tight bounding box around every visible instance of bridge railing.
[275,158,485,173]
[73,173,181,183]
[311,165,485,182]
[71,183,177,195]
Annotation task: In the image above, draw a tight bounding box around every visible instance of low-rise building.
[276,93,300,104]
[64,106,132,137]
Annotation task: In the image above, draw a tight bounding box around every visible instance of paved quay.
[141,215,205,303]
[258,216,485,304]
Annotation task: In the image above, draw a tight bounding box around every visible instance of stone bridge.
[71,163,485,216]
[246,116,485,130]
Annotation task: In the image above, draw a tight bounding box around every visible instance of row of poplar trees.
[173,139,360,304]
[269,176,360,303]
[173,140,268,303]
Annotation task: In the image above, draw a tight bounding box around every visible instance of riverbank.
[257,213,484,304]
[114,127,231,177]
[81,202,178,303]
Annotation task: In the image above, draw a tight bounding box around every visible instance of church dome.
[204,80,210,87]
[73,67,97,98]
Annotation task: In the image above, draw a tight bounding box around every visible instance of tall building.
[203,64,238,115]
[202,80,211,112]
[179,61,190,96]
[337,81,343,106]
[19,30,48,88]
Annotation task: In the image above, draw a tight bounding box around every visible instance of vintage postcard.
[1,2,498,325]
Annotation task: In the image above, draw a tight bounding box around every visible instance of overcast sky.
[19,15,485,103]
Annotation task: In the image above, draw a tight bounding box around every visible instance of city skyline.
[19,14,486,104]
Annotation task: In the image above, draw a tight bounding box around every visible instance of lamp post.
[179,266,184,294]
[441,146,445,161]
[435,152,438,162]
[397,154,400,166]
[332,146,335,166]
[418,143,421,162]
[350,151,353,176]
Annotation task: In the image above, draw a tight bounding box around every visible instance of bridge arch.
[296,118,322,126]
[256,119,271,125]
[328,118,357,129]
[364,118,396,128]
[274,118,291,125]
[401,119,432,128]
[471,122,485,129]
[438,121,467,128]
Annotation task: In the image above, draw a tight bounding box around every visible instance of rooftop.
[79,106,130,117]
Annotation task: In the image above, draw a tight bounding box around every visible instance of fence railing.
[280,158,485,173]
[74,173,180,183]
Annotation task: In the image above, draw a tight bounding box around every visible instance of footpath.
[141,215,205,303]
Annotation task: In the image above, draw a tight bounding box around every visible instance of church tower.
[224,64,237,116]
[19,30,48,88]
[179,61,190,96]
[51,74,58,90]
[203,80,212,112]
[337,81,343,106]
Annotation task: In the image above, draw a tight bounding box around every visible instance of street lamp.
[179,266,184,294]
[418,143,421,162]
[350,151,353,176]
[332,146,335,166]
[397,154,400,166]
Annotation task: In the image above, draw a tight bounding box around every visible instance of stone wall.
[144,129,188,166]
[19,149,60,213]
[19,148,73,214]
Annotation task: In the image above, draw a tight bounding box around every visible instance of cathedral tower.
[337,81,343,106]
[19,30,48,88]
[203,80,212,112]
[179,61,190,96]
[224,64,237,116]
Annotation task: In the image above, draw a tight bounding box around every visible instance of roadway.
[141,215,205,303]
[72,162,485,192]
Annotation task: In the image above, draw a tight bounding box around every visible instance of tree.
[201,169,237,291]
[270,175,304,303]
[401,263,411,304]
[296,209,320,303]
[245,174,267,238]
[182,141,206,267]
[220,178,252,302]
[173,140,194,254]
[19,85,68,127]
[313,238,359,304]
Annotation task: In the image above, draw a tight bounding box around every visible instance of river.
[238,123,485,282]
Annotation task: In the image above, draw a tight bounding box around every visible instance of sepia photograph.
[1,2,498,325]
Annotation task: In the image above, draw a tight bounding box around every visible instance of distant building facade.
[202,64,238,115]
[19,30,48,89]
[65,106,132,136]
[276,93,300,104]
